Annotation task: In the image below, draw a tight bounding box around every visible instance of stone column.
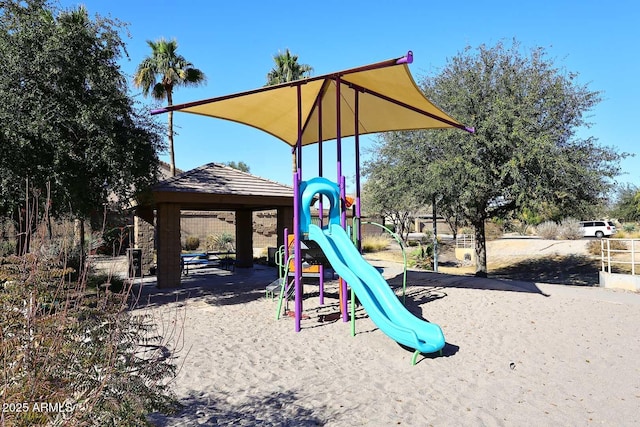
[276,206,294,250]
[134,215,155,275]
[235,209,253,268]
[156,203,181,288]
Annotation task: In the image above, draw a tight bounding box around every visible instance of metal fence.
[456,234,474,249]
[601,238,639,276]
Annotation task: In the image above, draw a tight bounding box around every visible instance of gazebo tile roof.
[153,162,292,197]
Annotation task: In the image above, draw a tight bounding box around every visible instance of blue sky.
[60,0,639,190]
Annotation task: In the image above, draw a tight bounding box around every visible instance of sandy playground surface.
[101,238,640,427]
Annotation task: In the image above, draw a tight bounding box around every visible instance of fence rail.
[456,234,474,249]
[601,238,639,276]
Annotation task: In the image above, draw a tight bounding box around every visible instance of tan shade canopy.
[153,52,472,147]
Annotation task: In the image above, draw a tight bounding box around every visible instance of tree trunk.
[473,218,488,277]
[15,207,30,255]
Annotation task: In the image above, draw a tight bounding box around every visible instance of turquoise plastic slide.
[308,222,445,355]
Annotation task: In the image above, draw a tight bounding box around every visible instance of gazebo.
[134,162,293,289]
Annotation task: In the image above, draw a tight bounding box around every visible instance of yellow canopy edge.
[159,54,468,147]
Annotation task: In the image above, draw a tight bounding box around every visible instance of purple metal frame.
[290,51,419,330]
[294,85,303,332]
[191,50,469,333]
[317,96,325,306]
[354,89,362,252]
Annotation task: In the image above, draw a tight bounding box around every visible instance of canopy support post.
[294,85,303,332]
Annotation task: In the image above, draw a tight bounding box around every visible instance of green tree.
[361,160,420,242]
[133,38,206,177]
[611,184,640,222]
[225,161,251,172]
[0,0,162,252]
[265,48,313,86]
[369,40,627,277]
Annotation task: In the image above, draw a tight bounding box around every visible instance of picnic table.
[180,251,235,275]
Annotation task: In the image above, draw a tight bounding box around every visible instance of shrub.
[183,235,200,251]
[361,235,390,253]
[622,223,637,233]
[509,220,532,236]
[205,232,235,252]
[86,272,126,293]
[98,226,130,256]
[1,236,180,425]
[558,218,583,240]
[537,221,559,239]
[0,239,15,257]
[407,243,433,270]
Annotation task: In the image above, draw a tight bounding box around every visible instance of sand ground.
[91,238,640,427]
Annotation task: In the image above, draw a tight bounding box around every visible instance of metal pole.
[354,89,362,253]
[432,194,438,273]
[294,85,303,332]
[335,77,348,322]
[317,96,324,306]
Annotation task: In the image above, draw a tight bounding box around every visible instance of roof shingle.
[153,163,293,198]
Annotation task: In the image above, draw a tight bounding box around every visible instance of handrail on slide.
[275,245,293,320]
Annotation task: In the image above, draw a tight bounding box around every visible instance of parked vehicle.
[579,220,615,238]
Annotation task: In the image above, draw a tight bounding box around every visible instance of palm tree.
[133,38,206,176]
[266,49,313,86]
[265,49,313,175]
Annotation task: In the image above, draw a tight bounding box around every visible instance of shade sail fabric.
[154,52,470,147]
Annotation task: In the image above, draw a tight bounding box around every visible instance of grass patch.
[586,239,628,256]
[361,235,390,253]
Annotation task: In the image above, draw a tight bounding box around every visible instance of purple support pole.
[317,96,324,306]
[293,170,301,331]
[335,77,348,322]
[284,227,289,306]
[336,77,343,226]
[340,175,348,321]
[354,89,362,252]
[294,85,303,332]
[284,227,290,266]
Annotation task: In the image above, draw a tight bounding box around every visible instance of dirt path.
[366,237,601,287]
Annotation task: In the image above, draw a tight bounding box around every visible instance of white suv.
[579,221,615,238]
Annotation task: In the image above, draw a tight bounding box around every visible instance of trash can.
[127,248,142,278]
[267,247,278,266]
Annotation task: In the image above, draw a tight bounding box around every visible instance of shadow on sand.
[386,268,551,296]
[130,264,280,310]
[148,388,330,426]
[489,254,599,286]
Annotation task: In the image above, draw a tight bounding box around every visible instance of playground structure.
[153,51,473,364]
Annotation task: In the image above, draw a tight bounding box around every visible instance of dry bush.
[1,225,181,425]
[619,223,640,238]
[558,218,583,240]
[183,235,200,251]
[536,221,559,239]
[586,239,628,256]
[361,234,390,253]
